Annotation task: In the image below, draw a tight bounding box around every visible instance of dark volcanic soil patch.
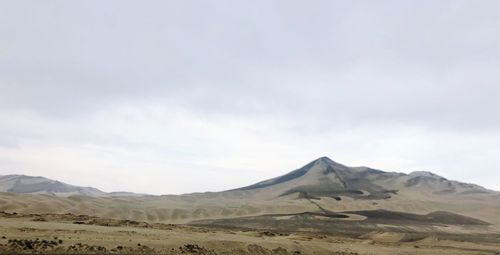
[344,209,491,226]
[190,209,497,244]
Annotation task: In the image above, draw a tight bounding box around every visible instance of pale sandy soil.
[0,213,499,255]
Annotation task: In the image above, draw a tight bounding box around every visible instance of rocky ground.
[1,211,499,254]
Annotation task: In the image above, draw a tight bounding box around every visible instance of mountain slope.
[0,175,106,197]
[235,157,493,199]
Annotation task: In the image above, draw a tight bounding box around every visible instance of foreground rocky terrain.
[1,157,499,254]
[0,210,499,254]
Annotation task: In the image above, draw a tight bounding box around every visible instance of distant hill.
[0,174,146,197]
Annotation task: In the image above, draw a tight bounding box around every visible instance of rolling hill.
[0,157,498,229]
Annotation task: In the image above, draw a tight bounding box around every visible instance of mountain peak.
[236,157,356,192]
[316,156,333,162]
[311,156,345,167]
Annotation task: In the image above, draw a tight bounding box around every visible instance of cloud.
[1,103,499,194]
[0,1,499,193]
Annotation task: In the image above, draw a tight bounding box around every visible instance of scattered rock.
[7,238,59,251]
[179,243,217,254]
[67,242,107,253]
[258,231,288,237]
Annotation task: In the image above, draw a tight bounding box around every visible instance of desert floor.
[0,212,499,255]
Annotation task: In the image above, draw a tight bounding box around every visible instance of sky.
[1,0,499,195]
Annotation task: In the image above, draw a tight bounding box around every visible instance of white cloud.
[0,1,499,193]
[1,103,499,194]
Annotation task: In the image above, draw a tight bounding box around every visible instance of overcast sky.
[1,0,499,194]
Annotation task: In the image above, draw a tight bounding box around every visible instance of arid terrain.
[1,210,500,254]
[1,157,500,254]
[3,0,500,253]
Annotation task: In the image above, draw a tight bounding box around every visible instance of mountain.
[0,174,147,197]
[0,174,106,197]
[234,157,492,199]
[193,157,499,234]
[2,157,491,198]
[0,157,498,228]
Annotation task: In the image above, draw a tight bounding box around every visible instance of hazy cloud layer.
[1,1,499,194]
